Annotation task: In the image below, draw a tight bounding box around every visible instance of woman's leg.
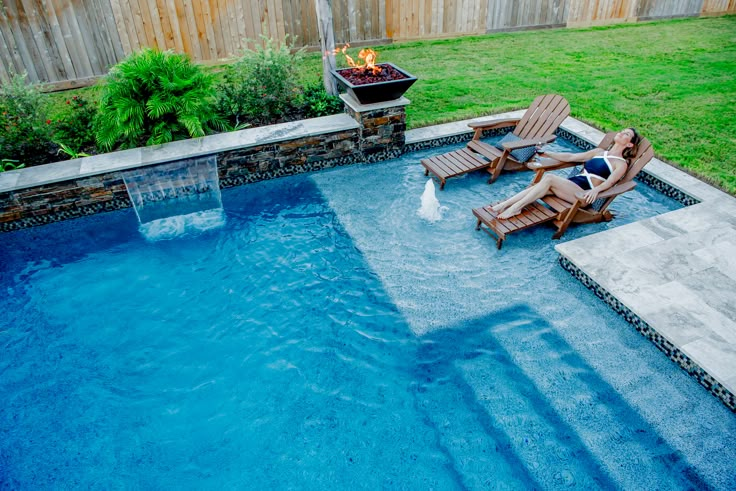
[489,184,542,213]
[498,175,583,219]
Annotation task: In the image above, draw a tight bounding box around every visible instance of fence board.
[73,0,105,72]
[98,0,125,60]
[22,0,64,80]
[142,0,164,48]
[127,0,149,50]
[108,0,133,55]
[183,0,202,59]
[197,0,215,58]
[224,0,239,54]
[190,0,206,55]
[0,20,20,81]
[639,0,703,18]
[54,0,93,75]
[3,0,736,87]
[702,0,736,12]
[208,0,226,55]
[567,0,639,25]
[4,0,43,81]
[109,0,136,53]
[88,0,122,68]
[136,0,158,47]
[246,0,258,51]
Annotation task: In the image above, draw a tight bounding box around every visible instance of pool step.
[454,354,613,489]
[466,318,708,490]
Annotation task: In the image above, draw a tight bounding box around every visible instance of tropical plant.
[0,73,57,165]
[216,35,305,126]
[96,48,224,150]
[53,94,99,156]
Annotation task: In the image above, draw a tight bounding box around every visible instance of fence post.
[315,0,338,95]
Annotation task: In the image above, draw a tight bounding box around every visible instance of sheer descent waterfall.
[122,156,225,240]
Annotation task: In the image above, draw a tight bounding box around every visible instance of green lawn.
[304,15,736,194]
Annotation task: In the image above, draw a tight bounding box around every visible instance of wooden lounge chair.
[472,134,654,249]
[421,94,571,190]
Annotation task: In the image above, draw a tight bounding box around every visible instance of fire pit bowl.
[331,63,417,105]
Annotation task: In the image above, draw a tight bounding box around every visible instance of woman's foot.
[488,202,508,214]
[498,208,522,219]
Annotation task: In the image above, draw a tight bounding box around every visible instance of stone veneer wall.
[0,131,361,232]
[0,100,403,232]
[0,173,132,230]
[217,130,360,187]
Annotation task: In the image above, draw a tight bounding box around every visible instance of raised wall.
[0,96,408,232]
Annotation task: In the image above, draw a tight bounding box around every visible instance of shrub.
[52,94,99,156]
[300,82,343,118]
[96,48,224,150]
[217,36,304,126]
[0,73,57,166]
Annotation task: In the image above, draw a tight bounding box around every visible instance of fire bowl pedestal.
[331,63,417,105]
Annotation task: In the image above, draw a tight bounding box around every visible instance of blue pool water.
[2,142,736,489]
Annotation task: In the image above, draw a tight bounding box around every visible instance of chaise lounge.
[471,132,654,249]
[421,94,571,189]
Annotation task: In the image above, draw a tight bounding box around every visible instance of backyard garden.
[1,14,734,193]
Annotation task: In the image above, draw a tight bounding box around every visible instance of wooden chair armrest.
[526,158,578,172]
[574,181,637,201]
[467,118,519,130]
[501,134,557,150]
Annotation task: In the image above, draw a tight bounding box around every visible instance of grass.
[303,15,736,194]
[48,15,736,193]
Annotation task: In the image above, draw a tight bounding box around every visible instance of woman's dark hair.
[622,127,641,160]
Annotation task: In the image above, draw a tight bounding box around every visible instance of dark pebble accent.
[0,198,131,232]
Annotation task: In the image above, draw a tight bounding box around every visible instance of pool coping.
[406,113,735,413]
[0,114,361,194]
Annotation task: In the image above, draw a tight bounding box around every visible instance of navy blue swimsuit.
[568,151,625,190]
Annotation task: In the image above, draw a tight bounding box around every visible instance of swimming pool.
[2,142,735,489]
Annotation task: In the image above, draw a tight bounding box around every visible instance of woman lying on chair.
[490,128,641,219]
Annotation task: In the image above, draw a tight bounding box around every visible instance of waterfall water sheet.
[121,156,225,240]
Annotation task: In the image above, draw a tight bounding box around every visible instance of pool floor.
[1,143,735,489]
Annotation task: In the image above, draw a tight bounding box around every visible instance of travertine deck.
[554,123,736,404]
[408,115,736,408]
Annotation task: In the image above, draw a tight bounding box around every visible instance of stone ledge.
[339,94,411,113]
[0,114,360,194]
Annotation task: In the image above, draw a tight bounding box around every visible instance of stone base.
[341,94,409,156]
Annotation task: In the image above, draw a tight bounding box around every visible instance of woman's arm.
[538,148,600,163]
[580,161,628,204]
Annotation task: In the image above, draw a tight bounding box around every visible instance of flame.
[328,44,382,75]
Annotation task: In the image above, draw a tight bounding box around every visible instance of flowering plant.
[0,73,57,165]
[52,94,98,157]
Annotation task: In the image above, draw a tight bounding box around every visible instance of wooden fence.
[1,0,734,88]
